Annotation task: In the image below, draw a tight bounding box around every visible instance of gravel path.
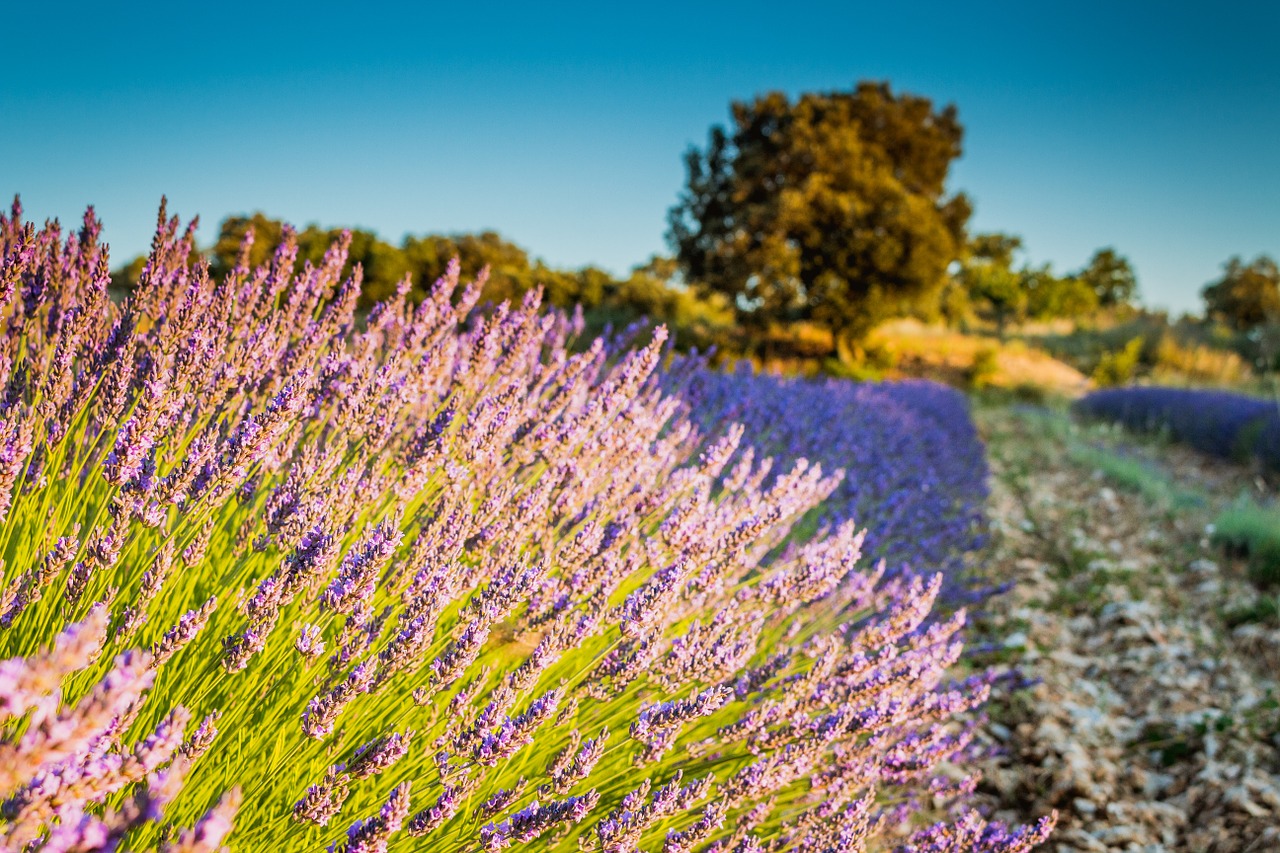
[971,406,1280,852]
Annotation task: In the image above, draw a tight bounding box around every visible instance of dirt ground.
[970,405,1280,852]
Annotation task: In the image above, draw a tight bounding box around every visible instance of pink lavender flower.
[345,730,413,780]
[321,520,403,618]
[293,766,350,827]
[162,787,242,852]
[472,689,561,766]
[153,596,217,667]
[172,712,215,762]
[295,624,326,661]
[302,662,375,739]
[0,201,1049,852]
[0,606,107,722]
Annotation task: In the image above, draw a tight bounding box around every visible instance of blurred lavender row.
[1075,386,1280,472]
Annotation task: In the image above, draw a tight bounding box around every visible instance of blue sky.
[4,1,1277,314]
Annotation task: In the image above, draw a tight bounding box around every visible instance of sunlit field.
[6,10,1279,848]
[0,204,1058,851]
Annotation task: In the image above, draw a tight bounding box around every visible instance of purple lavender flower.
[480,790,600,850]
[345,730,413,779]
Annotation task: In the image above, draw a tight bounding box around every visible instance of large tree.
[667,81,971,346]
[1202,254,1280,331]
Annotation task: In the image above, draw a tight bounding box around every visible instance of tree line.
[113,81,1278,362]
[111,214,736,346]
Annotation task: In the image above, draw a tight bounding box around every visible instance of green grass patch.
[1135,721,1197,768]
[1003,404,1204,512]
[1223,593,1280,627]
[1065,443,1203,511]
[1212,502,1280,588]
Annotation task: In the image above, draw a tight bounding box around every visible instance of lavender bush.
[0,199,1052,851]
[1074,386,1280,472]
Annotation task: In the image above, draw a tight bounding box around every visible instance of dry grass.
[868,319,1090,396]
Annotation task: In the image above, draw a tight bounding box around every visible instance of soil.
[970,406,1280,852]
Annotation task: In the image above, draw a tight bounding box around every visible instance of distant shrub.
[1091,336,1144,386]
[822,357,884,381]
[1152,334,1250,385]
[1031,313,1261,388]
[966,346,1000,390]
[823,339,897,381]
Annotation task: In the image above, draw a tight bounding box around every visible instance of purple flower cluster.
[1075,386,1280,471]
[0,199,1051,851]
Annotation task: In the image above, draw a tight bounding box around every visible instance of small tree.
[965,262,1025,338]
[958,233,1024,338]
[1024,267,1098,322]
[1203,254,1280,331]
[1076,248,1138,308]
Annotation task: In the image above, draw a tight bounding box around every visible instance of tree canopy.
[667,81,971,346]
[1202,254,1280,331]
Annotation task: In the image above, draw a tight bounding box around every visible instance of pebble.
[1074,797,1097,816]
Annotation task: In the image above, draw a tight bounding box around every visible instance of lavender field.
[0,204,1063,851]
[9,6,1280,848]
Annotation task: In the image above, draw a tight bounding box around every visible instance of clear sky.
[4,1,1277,315]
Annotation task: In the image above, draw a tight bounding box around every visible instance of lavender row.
[0,198,1051,851]
[673,367,991,603]
[1074,386,1280,472]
